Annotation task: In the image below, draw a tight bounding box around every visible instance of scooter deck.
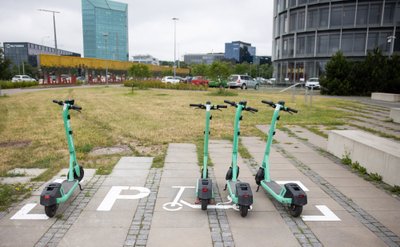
[62,180,78,194]
[263,181,282,195]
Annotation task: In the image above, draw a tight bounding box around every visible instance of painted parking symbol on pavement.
[97,186,151,211]
[10,203,49,220]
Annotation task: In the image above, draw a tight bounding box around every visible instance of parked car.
[208,78,228,88]
[255,77,267,85]
[191,76,209,86]
[305,78,320,89]
[227,75,259,90]
[161,76,180,84]
[11,75,36,82]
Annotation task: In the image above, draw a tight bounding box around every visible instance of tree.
[207,61,231,80]
[234,62,251,75]
[128,63,151,92]
[0,47,12,80]
[191,64,208,76]
[320,51,352,95]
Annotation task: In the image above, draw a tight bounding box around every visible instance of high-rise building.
[225,41,256,63]
[132,54,160,66]
[82,0,128,61]
[272,0,400,82]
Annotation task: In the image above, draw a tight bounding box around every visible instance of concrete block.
[328,130,400,186]
[390,108,400,123]
[371,92,400,102]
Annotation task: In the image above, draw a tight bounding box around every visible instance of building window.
[289,37,295,57]
[308,8,318,29]
[319,7,329,28]
[306,35,315,55]
[290,12,297,31]
[318,34,329,54]
[289,0,296,8]
[298,0,306,5]
[354,33,366,53]
[343,5,355,26]
[298,10,305,30]
[367,32,379,51]
[297,36,306,55]
[356,4,368,26]
[341,33,353,52]
[369,3,382,26]
[329,34,340,54]
[383,2,395,24]
[331,6,342,27]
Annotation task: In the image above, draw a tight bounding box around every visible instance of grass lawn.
[0,86,351,181]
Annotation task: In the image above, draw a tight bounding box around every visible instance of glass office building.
[272,0,400,82]
[82,0,128,61]
[225,41,256,63]
[3,42,80,67]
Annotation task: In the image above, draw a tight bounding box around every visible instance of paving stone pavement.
[254,126,400,246]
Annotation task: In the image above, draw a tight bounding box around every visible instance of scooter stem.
[62,104,78,181]
[262,104,282,182]
[231,104,244,182]
[202,104,211,178]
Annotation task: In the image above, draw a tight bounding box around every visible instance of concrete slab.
[390,108,400,123]
[371,92,400,102]
[328,130,400,186]
[147,228,212,247]
[58,227,128,247]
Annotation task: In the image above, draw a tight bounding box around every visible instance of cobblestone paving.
[243,159,322,247]
[273,143,400,247]
[34,175,106,247]
[123,168,162,247]
[207,168,235,247]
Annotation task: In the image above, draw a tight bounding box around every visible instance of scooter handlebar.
[224,100,236,106]
[217,105,227,109]
[189,103,203,108]
[52,100,63,106]
[261,100,275,108]
[245,106,258,112]
[286,107,298,113]
[70,105,82,111]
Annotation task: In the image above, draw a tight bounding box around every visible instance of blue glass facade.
[225,41,256,63]
[82,0,128,61]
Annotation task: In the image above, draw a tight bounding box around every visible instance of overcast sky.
[0,0,274,61]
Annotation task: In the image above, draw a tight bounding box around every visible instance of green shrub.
[341,152,352,166]
[369,172,382,182]
[0,81,39,89]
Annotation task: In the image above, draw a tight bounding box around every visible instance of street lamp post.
[38,9,60,55]
[172,17,179,77]
[387,35,396,59]
[103,33,109,85]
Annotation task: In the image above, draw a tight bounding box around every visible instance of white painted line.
[302,205,341,221]
[163,186,195,211]
[97,186,151,211]
[11,203,49,220]
[276,181,309,191]
[53,179,64,184]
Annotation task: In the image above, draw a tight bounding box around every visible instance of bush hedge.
[0,81,39,89]
[320,50,400,96]
[124,80,208,91]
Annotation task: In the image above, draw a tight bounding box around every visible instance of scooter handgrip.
[52,100,63,105]
[190,103,202,108]
[224,100,235,106]
[217,105,227,109]
[71,105,82,111]
[246,107,258,112]
[261,100,274,106]
[287,107,298,113]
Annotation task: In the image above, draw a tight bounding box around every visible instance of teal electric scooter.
[224,100,257,217]
[255,100,307,217]
[190,102,227,210]
[40,99,84,217]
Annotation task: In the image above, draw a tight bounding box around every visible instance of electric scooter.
[224,100,257,217]
[190,102,227,210]
[40,99,84,217]
[255,100,307,217]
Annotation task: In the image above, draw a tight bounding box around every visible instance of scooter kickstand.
[256,185,260,192]
[223,184,227,191]
[78,183,83,191]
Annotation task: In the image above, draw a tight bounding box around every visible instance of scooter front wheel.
[288,204,303,217]
[239,205,249,217]
[67,166,84,181]
[201,199,208,210]
[45,204,58,218]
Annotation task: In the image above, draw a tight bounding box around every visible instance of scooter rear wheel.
[45,204,58,218]
[201,199,208,210]
[67,166,84,181]
[239,205,248,217]
[288,204,303,217]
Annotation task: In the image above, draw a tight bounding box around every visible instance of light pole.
[387,35,396,59]
[103,33,109,85]
[172,17,179,77]
[38,9,60,55]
